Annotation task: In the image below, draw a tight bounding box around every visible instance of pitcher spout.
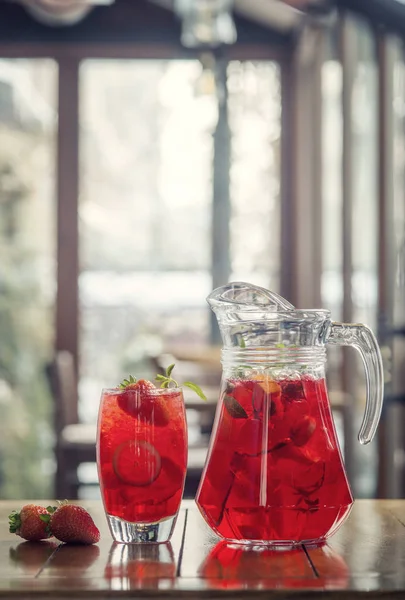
[207,282,295,313]
[207,282,330,349]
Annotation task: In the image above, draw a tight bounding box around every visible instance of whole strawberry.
[118,377,170,426]
[50,503,100,545]
[9,504,52,542]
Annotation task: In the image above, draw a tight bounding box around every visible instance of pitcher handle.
[328,322,384,445]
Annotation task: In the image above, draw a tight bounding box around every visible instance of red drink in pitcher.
[199,281,384,546]
[196,375,353,544]
[97,380,187,543]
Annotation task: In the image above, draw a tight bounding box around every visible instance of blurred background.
[0,0,403,501]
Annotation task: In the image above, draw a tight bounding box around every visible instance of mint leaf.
[223,395,248,419]
[239,337,246,348]
[183,381,207,402]
[156,364,179,388]
[166,363,175,378]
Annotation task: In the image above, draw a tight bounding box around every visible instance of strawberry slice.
[253,374,281,395]
[117,379,170,426]
[251,376,282,417]
[113,440,162,487]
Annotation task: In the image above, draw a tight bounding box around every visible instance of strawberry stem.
[119,375,137,389]
[118,364,207,401]
[8,511,21,534]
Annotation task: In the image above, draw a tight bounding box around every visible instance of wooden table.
[1,500,405,598]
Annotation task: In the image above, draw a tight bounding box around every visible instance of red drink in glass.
[196,375,353,545]
[97,385,187,543]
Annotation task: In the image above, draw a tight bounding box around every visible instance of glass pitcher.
[196,282,384,546]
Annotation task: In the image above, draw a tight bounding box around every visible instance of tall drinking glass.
[97,386,187,543]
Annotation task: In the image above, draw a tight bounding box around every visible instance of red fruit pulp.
[196,376,353,544]
[97,387,187,524]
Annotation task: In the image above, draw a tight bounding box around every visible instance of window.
[321,42,343,320]
[321,31,344,396]
[0,59,57,498]
[79,58,281,423]
[321,18,379,497]
[348,18,379,497]
[351,19,379,332]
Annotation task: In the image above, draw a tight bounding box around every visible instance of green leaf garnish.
[223,394,248,419]
[155,364,179,388]
[183,381,207,401]
[239,337,246,348]
[154,364,207,401]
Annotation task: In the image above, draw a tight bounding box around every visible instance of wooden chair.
[46,350,96,499]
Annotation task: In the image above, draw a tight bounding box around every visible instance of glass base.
[107,513,177,544]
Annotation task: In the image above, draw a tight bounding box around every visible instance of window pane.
[228,61,281,289]
[79,59,282,424]
[323,19,379,498]
[350,18,379,498]
[321,50,343,319]
[79,60,216,421]
[0,59,57,498]
[321,31,344,396]
[351,21,379,331]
